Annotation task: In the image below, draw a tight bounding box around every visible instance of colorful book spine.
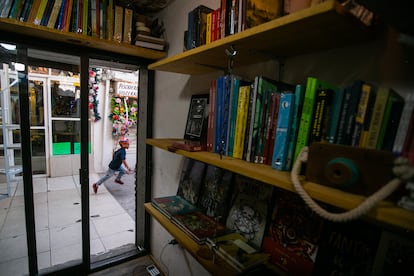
[265,92,280,165]
[284,84,305,171]
[62,0,73,32]
[351,82,375,146]
[0,0,14,18]
[123,7,133,43]
[233,84,251,159]
[256,87,272,164]
[343,80,363,145]
[206,11,212,44]
[325,87,345,143]
[365,87,392,149]
[40,0,54,26]
[55,0,66,30]
[245,76,258,162]
[227,76,241,156]
[19,0,34,21]
[33,0,48,25]
[27,0,41,23]
[207,79,216,152]
[214,76,225,153]
[8,0,23,19]
[392,93,414,155]
[47,0,62,28]
[106,0,114,40]
[272,93,295,170]
[309,88,334,144]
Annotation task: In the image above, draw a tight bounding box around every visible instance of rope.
[290,146,404,222]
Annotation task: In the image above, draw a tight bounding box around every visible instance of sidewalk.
[0,173,135,276]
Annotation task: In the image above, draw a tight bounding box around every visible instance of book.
[62,0,73,32]
[335,80,362,145]
[365,87,395,149]
[207,79,217,152]
[0,0,14,17]
[176,158,207,205]
[233,84,251,159]
[245,77,259,162]
[151,195,200,219]
[226,76,241,156]
[33,0,48,25]
[261,189,324,276]
[293,77,335,163]
[215,75,232,155]
[197,165,233,223]
[187,5,213,48]
[106,0,114,40]
[135,34,167,45]
[244,0,282,29]
[39,0,55,26]
[377,90,404,150]
[401,108,414,165]
[172,211,227,244]
[27,0,41,23]
[113,5,123,42]
[46,0,62,28]
[169,140,206,152]
[313,218,382,275]
[8,0,23,19]
[265,92,280,165]
[225,174,273,248]
[392,93,414,155]
[19,0,34,21]
[272,92,295,170]
[81,0,88,35]
[207,232,270,272]
[135,40,167,51]
[309,87,334,144]
[351,82,374,146]
[123,7,133,43]
[284,84,305,170]
[206,11,212,44]
[371,230,414,275]
[184,94,209,144]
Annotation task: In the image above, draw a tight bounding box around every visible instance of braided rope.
[290,146,404,222]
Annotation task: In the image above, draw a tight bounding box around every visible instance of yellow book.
[106,0,114,40]
[47,0,62,28]
[33,0,48,25]
[233,85,251,159]
[206,11,212,44]
[122,7,133,43]
[113,5,122,42]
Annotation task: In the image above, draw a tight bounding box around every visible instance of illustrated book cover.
[225,174,274,248]
[176,158,207,205]
[172,211,227,244]
[261,189,325,276]
[151,195,200,219]
[206,232,270,272]
[184,94,209,143]
[197,164,234,223]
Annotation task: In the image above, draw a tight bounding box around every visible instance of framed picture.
[184,94,209,142]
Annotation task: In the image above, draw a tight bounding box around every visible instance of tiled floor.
[0,173,136,276]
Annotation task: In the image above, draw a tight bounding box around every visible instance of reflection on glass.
[52,121,80,155]
[51,81,80,118]
[28,80,44,126]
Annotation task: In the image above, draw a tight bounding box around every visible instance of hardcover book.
[207,232,270,272]
[225,174,273,248]
[197,165,233,223]
[261,189,325,276]
[172,211,227,244]
[244,0,282,29]
[184,94,209,144]
[151,195,200,219]
[176,158,207,205]
[313,218,382,275]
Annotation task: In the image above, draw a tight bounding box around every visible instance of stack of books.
[134,33,168,51]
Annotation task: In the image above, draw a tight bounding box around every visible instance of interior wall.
[151,1,414,276]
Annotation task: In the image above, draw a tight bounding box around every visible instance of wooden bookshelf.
[148,0,378,74]
[146,138,414,232]
[144,203,238,276]
[0,18,166,60]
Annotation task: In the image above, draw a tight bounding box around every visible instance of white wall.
[151,1,414,276]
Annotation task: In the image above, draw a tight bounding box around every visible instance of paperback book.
[176,158,207,205]
[151,195,200,219]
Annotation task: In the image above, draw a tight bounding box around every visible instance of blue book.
[272,93,295,170]
[226,76,241,156]
[284,84,305,171]
[326,87,345,143]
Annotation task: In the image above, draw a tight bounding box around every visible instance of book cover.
[313,218,382,275]
[207,232,269,272]
[261,189,324,276]
[272,92,295,170]
[371,230,414,275]
[206,11,212,44]
[233,84,251,159]
[245,77,259,162]
[33,0,48,25]
[215,75,232,155]
[197,165,233,223]
[365,87,394,149]
[225,174,273,248]
[151,195,200,219]
[226,76,241,156]
[184,94,209,143]
[294,77,334,163]
[284,84,305,171]
[176,158,207,205]
[392,93,414,155]
[265,92,280,165]
[172,211,227,244]
[245,0,282,29]
[377,91,404,150]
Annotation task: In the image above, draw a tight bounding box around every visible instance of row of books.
[153,158,414,274]
[184,0,376,50]
[0,0,135,44]
[206,74,414,171]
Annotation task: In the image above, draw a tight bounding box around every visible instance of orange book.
[63,0,73,32]
[27,0,41,23]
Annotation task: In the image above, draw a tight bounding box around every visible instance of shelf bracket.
[225,45,237,75]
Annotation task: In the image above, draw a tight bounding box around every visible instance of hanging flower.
[88,68,102,121]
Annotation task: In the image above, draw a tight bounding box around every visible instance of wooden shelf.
[144,203,237,276]
[148,0,377,74]
[0,18,167,60]
[146,138,414,232]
